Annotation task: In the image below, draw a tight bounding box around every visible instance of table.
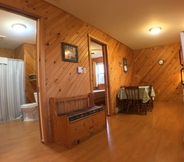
[117,86,155,103]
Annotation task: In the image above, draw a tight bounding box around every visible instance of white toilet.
[21,92,38,122]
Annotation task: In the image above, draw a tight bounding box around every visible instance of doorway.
[0,9,37,120]
[89,37,111,115]
[0,8,43,138]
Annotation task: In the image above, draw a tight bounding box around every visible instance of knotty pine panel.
[14,44,24,59]
[15,43,37,103]
[24,43,37,103]
[107,42,134,109]
[0,48,15,58]
[133,43,182,102]
[0,0,134,142]
[43,5,134,112]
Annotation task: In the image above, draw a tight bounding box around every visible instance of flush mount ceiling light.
[149,27,162,34]
[12,23,26,32]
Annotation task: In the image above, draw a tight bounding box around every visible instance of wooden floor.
[0,102,184,162]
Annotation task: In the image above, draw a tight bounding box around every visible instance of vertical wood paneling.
[133,43,182,102]
[24,43,37,103]
[15,43,37,103]
[14,45,24,59]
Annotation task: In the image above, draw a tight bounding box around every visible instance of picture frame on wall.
[62,42,78,63]
[123,57,128,73]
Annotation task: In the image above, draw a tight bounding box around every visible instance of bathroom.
[0,9,37,122]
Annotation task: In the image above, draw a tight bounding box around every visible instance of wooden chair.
[125,86,146,114]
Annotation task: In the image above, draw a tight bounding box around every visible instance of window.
[96,62,104,84]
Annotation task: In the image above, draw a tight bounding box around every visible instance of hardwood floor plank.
[0,102,184,162]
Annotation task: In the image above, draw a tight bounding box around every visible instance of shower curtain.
[0,58,25,122]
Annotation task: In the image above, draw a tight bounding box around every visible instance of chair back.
[125,86,140,100]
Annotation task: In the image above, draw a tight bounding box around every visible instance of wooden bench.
[49,93,106,148]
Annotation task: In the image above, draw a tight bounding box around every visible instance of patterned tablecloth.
[117,86,155,103]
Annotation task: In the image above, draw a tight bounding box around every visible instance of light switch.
[77,67,83,73]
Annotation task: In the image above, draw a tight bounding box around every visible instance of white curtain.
[0,58,25,122]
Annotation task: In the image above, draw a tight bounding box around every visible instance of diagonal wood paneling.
[133,43,182,102]
[0,0,141,142]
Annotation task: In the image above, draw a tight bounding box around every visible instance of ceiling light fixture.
[12,23,26,32]
[149,27,162,34]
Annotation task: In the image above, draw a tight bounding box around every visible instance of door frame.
[88,34,112,116]
[0,6,47,143]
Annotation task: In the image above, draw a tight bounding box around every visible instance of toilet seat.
[21,102,37,108]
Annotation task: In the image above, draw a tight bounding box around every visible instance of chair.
[125,86,146,114]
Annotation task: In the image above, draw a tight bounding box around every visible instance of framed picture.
[62,42,78,63]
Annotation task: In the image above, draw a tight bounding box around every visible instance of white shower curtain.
[0,58,25,122]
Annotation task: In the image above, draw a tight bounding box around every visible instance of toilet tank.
[34,92,38,103]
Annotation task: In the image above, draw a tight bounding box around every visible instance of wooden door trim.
[87,34,112,116]
[0,6,48,143]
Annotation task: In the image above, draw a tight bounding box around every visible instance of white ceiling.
[0,9,36,50]
[1,1,184,51]
[90,41,103,58]
[45,0,184,50]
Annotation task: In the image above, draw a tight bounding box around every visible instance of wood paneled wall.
[8,0,184,143]
[14,43,37,103]
[14,44,24,59]
[0,0,182,144]
[24,43,37,103]
[107,42,134,108]
[41,2,134,113]
[133,43,182,102]
[0,0,134,142]
[0,48,14,58]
